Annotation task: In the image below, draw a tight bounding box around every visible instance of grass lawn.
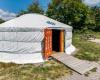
[73,32,100,61]
[0,60,72,80]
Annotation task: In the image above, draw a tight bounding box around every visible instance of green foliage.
[17,10,28,16]
[0,19,5,23]
[46,0,95,30]
[17,0,99,32]
[92,6,100,31]
[28,1,44,14]
[18,1,44,16]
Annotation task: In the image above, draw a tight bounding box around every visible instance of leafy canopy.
[92,6,100,31]
[18,1,44,16]
[46,0,95,30]
[0,19,5,24]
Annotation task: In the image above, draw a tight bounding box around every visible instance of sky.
[84,0,100,6]
[0,0,50,13]
[0,0,100,21]
[0,0,50,20]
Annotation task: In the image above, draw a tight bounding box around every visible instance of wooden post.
[60,30,64,52]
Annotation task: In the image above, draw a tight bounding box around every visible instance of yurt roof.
[0,13,72,30]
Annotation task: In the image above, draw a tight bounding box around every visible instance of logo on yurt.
[46,21,55,25]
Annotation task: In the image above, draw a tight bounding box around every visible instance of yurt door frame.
[44,28,65,59]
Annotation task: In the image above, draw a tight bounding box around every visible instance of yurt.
[0,13,75,64]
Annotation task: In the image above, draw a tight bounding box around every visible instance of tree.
[0,19,5,23]
[47,0,95,31]
[18,10,28,16]
[28,1,44,14]
[18,0,44,16]
[92,6,100,31]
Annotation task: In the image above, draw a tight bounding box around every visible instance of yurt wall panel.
[0,31,44,42]
[65,31,72,48]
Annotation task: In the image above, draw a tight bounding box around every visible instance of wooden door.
[44,28,52,59]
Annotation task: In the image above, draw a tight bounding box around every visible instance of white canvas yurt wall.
[0,30,44,64]
[0,13,75,64]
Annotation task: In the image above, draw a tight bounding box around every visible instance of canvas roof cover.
[0,13,72,30]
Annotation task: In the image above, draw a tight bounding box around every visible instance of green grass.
[90,67,97,72]
[0,60,71,80]
[84,72,90,77]
[73,32,100,61]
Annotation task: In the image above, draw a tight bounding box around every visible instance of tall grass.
[0,60,71,80]
[73,32,100,61]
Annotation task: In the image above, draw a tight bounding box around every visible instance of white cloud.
[84,0,100,6]
[0,9,16,21]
